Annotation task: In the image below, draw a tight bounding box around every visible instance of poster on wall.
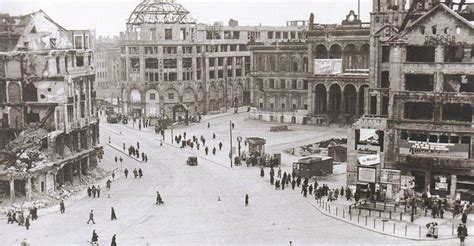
[399,140,469,158]
[314,59,342,75]
[358,167,376,183]
[400,175,415,190]
[358,154,380,166]
[380,169,401,184]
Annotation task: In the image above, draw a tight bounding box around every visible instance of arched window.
[279,57,287,72]
[292,57,299,72]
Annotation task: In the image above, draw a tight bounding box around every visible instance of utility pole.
[229,120,233,168]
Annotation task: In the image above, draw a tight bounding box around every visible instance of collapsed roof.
[127,0,196,25]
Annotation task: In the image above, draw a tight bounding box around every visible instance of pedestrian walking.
[119,157,123,165]
[114,156,118,163]
[231,122,235,129]
[292,180,296,190]
[213,133,216,139]
[205,146,209,155]
[24,216,30,230]
[123,143,125,151]
[87,210,96,224]
[97,185,101,198]
[219,142,223,150]
[87,187,92,197]
[245,194,249,206]
[133,168,138,178]
[208,122,210,128]
[277,167,282,178]
[156,191,164,205]
[111,234,117,246]
[212,147,216,155]
[138,168,143,178]
[91,230,99,244]
[20,238,29,246]
[270,175,274,185]
[92,185,97,198]
[309,184,313,195]
[260,167,264,178]
[124,168,129,178]
[112,172,116,181]
[111,207,117,220]
[107,179,112,190]
[60,200,65,214]
[458,223,466,246]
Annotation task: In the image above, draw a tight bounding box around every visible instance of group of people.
[90,229,117,246]
[6,208,35,230]
[125,141,148,162]
[87,185,102,198]
[123,167,143,179]
[174,129,226,158]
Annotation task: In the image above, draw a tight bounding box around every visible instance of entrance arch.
[329,84,342,113]
[130,89,142,117]
[314,84,327,114]
[343,84,357,114]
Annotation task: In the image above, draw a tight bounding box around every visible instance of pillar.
[450,174,457,199]
[9,179,15,201]
[355,89,360,116]
[326,91,331,113]
[425,170,431,193]
[25,177,32,201]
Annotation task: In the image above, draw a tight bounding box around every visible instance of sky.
[1,0,372,37]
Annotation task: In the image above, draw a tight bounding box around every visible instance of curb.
[307,199,458,242]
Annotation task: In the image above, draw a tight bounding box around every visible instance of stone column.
[355,88,360,116]
[450,174,457,199]
[25,177,32,201]
[10,179,15,202]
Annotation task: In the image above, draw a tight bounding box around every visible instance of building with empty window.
[348,1,474,201]
[0,10,100,201]
[94,36,122,106]
[119,0,305,121]
[249,11,370,125]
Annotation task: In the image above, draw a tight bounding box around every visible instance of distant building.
[119,0,305,122]
[0,10,100,201]
[348,1,474,201]
[94,36,122,107]
[249,11,370,125]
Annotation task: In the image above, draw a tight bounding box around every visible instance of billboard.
[314,59,342,75]
[358,167,376,183]
[380,169,401,184]
[399,140,469,158]
[358,154,380,166]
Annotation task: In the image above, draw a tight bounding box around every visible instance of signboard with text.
[358,167,376,183]
[380,169,401,185]
[399,140,469,159]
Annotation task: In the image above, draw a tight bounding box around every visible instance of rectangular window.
[382,46,390,63]
[209,71,215,79]
[275,32,281,39]
[218,58,224,66]
[283,32,288,39]
[406,46,435,62]
[381,71,390,88]
[145,58,159,69]
[405,74,434,91]
[280,80,285,89]
[269,79,275,89]
[268,31,274,39]
[74,35,83,49]
[180,28,186,40]
[228,69,233,77]
[163,59,177,69]
[165,29,173,40]
[209,58,215,67]
[76,56,84,67]
[239,44,247,51]
[168,93,174,100]
[150,93,155,100]
[64,57,68,72]
[218,70,223,78]
[292,80,297,89]
[56,57,60,74]
[404,102,433,120]
[442,103,472,122]
[182,58,192,68]
[303,80,308,90]
[130,58,140,72]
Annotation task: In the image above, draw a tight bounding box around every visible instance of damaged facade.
[249,11,370,125]
[119,0,304,120]
[0,10,100,201]
[94,36,122,107]
[348,0,474,201]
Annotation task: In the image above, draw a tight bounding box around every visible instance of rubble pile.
[4,123,49,171]
[284,138,347,157]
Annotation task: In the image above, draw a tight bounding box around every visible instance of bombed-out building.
[94,36,122,106]
[348,0,474,202]
[119,0,307,121]
[0,10,100,201]
[249,11,370,125]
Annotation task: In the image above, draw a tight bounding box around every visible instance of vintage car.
[186,156,198,166]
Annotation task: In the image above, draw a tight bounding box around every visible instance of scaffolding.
[127,0,196,25]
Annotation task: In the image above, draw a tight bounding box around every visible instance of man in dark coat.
[138,168,143,178]
[245,194,249,206]
[212,147,216,155]
[124,168,129,178]
[462,212,468,224]
[205,146,209,155]
[60,200,65,214]
[156,191,164,205]
[92,185,97,198]
[133,168,138,178]
[219,142,223,150]
[111,207,117,220]
[97,186,101,198]
[292,180,296,190]
[24,216,30,230]
[111,234,117,246]
[91,230,99,243]
[87,187,92,197]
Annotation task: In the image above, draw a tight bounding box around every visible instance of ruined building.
[348,0,474,201]
[94,36,122,108]
[0,10,100,201]
[249,11,370,125]
[119,0,304,121]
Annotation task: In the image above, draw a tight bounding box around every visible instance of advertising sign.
[399,140,469,158]
[380,169,401,184]
[314,59,342,75]
[400,175,415,190]
[358,167,376,183]
[358,154,380,166]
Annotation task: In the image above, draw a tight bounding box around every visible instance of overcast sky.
[1,0,372,37]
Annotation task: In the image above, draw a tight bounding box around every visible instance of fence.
[315,198,457,239]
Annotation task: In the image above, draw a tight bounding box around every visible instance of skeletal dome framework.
[127,0,195,25]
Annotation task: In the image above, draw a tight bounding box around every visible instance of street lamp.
[229,120,233,168]
[237,136,242,158]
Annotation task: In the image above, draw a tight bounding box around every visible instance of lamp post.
[229,120,233,168]
[237,136,242,158]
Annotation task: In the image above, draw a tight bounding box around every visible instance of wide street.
[3,111,436,245]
